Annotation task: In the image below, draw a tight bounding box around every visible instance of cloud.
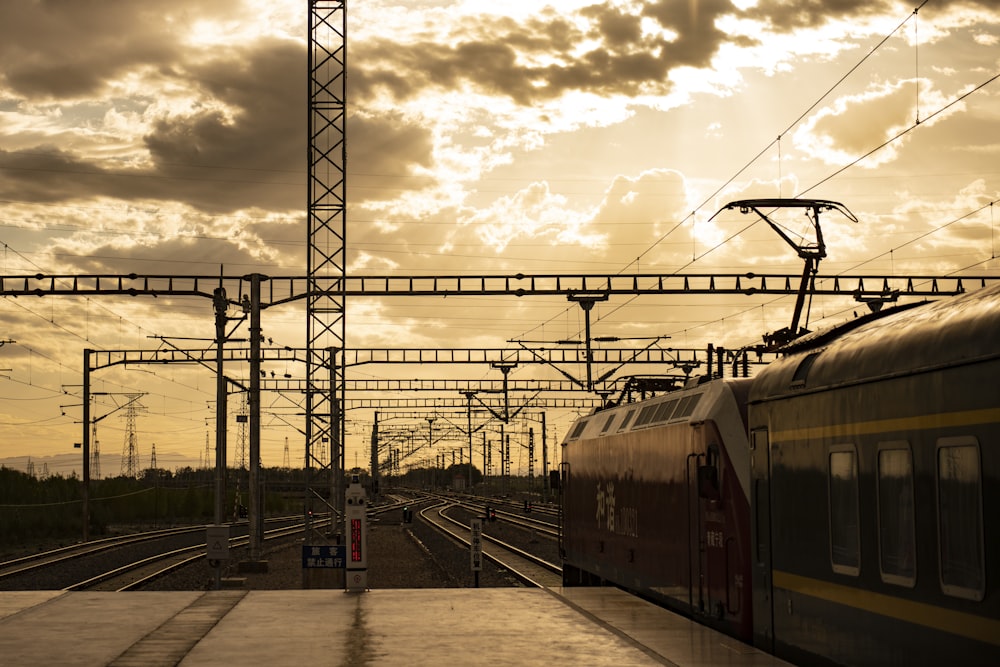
[589,168,693,265]
[352,0,740,106]
[0,36,305,214]
[792,79,954,167]
[746,0,896,30]
[0,0,223,100]
[0,37,439,216]
[141,38,307,212]
[460,181,594,253]
[347,111,437,202]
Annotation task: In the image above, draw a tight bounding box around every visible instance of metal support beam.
[308,0,347,544]
[1,272,992,301]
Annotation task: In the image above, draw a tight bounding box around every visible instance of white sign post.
[206,524,231,590]
[345,477,368,593]
[470,517,483,587]
[206,524,231,561]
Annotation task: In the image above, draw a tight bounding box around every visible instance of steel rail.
[69,519,323,592]
[418,501,561,588]
[0,526,209,581]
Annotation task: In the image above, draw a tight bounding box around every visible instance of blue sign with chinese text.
[302,544,346,568]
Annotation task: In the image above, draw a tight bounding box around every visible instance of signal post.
[345,476,368,592]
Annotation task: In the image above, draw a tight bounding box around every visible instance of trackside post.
[470,517,483,587]
[345,475,368,592]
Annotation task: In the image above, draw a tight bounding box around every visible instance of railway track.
[418,500,562,588]
[0,516,316,592]
[0,525,209,581]
[78,521,314,591]
[454,499,559,539]
[2,493,559,592]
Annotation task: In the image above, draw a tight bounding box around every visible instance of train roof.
[750,281,1000,401]
[562,376,750,444]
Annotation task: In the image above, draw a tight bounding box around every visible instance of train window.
[828,446,860,576]
[877,443,916,587]
[653,399,679,422]
[635,404,658,426]
[617,409,635,432]
[675,393,703,419]
[600,414,616,434]
[791,351,821,387]
[936,437,985,601]
[672,395,692,419]
[568,420,589,440]
[698,444,721,500]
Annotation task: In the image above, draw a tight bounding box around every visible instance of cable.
[512,2,939,344]
[587,67,1000,339]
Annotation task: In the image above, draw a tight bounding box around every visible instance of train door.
[686,451,706,614]
[558,461,569,560]
[750,427,774,652]
[699,443,726,621]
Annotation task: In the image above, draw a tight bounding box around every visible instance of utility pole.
[463,392,474,491]
[541,411,548,502]
[527,428,534,493]
[490,362,517,423]
[247,273,265,567]
[370,412,379,500]
[567,293,610,391]
[213,286,228,529]
[82,350,91,542]
[81,370,147,542]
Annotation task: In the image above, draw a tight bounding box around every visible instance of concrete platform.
[0,588,793,666]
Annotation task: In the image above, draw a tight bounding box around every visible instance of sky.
[0,0,998,477]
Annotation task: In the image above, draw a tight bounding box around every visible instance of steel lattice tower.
[91,419,101,480]
[235,392,248,470]
[307,1,347,528]
[119,393,145,478]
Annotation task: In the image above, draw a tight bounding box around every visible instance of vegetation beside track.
[0,466,300,550]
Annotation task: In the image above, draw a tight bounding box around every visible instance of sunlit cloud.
[792,79,955,167]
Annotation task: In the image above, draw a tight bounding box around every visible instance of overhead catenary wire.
[594,51,1000,339]
[513,0,944,344]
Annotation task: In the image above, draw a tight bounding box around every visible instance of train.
[559,281,999,666]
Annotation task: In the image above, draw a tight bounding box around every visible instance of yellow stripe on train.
[769,407,1000,444]
[772,570,1000,647]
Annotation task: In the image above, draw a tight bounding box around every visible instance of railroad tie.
[108,590,247,667]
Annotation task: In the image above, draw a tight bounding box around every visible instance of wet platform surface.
[0,588,793,666]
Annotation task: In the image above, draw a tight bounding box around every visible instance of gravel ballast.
[145,516,526,591]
